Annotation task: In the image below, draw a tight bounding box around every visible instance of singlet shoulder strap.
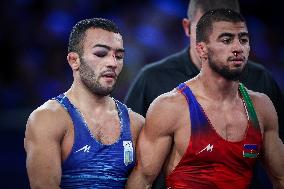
[52,94,72,111]
[176,83,208,130]
[176,83,195,103]
[239,83,260,128]
[53,94,90,135]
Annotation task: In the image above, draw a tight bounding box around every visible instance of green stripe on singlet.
[239,83,260,128]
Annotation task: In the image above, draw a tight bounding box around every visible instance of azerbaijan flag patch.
[243,144,259,158]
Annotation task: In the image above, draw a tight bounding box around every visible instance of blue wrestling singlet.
[53,94,135,189]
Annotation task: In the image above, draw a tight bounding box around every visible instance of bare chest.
[201,102,248,142]
[61,111,121,161]
[85,114,121,145]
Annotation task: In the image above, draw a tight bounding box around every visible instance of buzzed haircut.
[196,8,245,43]
[68,18,121,55]
[187,0,240,20]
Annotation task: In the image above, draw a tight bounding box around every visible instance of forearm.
[126,168,153,189]
[270,165,284,189]
[264,137,284,189]
[272,179,284,189]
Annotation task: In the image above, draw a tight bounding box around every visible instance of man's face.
[79,28,124,96]
[206,21,250,80]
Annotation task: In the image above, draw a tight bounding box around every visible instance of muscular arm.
[253,93,284,189]
[126,94,178,189]
[24,101,67,189]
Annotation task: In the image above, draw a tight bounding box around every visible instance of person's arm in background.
[252,92,284,189]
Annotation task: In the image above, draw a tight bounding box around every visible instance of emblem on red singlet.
[243,144,259,158]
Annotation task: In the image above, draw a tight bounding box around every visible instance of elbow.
[126,165,158,188]
[270,175,284,189]
[139,163,160,184]
[277,177,284,189]
[29,179,60,189]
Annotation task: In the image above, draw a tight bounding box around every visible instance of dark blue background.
[0,0,283,188]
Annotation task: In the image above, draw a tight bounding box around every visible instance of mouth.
[228,57,245,66]
[101,71,117,80]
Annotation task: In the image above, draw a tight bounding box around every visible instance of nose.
[232,40,243,56]
[106,53,119,68]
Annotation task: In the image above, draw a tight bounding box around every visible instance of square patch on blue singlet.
[123,141,134,166]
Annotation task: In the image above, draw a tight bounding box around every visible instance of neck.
[65,79,113,114]
[197,66,240,101]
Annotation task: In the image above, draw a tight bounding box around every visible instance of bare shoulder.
[25,99,70,142]
[128,110,145,146]
[129,110,145,131]
[145,89,187,134]
[27,100,69,128]
[247,89,278,130]
[148,89,186,116]
[248,89,275,114]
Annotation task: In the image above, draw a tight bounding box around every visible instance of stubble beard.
[208,51,244,81]
[79,57,115,96]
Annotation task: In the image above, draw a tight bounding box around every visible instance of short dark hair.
[187,0,240,19]
[68,18,121,55]
[196,8,245,43]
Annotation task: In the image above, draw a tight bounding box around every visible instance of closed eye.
[94,52,107,58]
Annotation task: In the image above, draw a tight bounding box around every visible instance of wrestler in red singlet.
[166,83,262,189]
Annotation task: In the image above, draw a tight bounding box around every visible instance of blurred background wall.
[0,0,283,188]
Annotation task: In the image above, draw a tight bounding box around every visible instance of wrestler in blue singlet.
[54,94,135,189]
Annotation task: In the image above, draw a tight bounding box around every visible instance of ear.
[67,52,80,70]
[196,42,208,61]
[182,18,191,37]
